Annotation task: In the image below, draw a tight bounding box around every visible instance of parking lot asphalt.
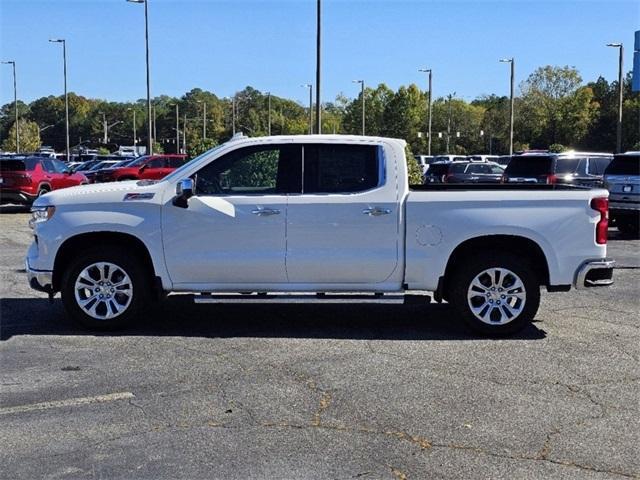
[0,206,639,480]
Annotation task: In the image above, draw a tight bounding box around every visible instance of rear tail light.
[546,174,557,185]
[15,174,32,186]
[590,197,609,245]
[444,173,454,183]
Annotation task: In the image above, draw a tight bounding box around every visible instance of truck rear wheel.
[449,252,540,336]
[61,246,149,330]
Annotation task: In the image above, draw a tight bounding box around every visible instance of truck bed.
[410,183,591,191]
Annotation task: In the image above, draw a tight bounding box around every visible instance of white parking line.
[0,392,135,415]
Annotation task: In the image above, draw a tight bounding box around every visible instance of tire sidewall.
[61,247,148,330]
[450,252,540,336]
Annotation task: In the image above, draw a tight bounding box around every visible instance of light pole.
[127,0,153,155]
[152,104,157,143]
[499,57,515,155]
[418,68,433,155]
[266,92,271,136]
[352,80,365,135]
[49,39,70,161]
[315,0,321,133]
[128,108,137,149]
[1,61,18,153]
[607,43,624,153]
[302,84,312,134]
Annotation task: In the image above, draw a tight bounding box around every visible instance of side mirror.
[173,178,194,208]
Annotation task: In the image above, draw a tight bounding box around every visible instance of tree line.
[1,65,638,157]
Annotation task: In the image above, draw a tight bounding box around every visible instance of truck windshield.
[605,154,640,175]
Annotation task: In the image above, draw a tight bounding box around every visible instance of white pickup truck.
[26,135,614,335]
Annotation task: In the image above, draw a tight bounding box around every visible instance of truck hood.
[33,180,164,207]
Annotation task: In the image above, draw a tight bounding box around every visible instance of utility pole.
[418,68,433,155]
[267,92,271,136]
[128,108,137,149]
[315,0,322,133]
[352,80,365,135]
[101,112,108,144]
[49,39,70,161]
[446,92,455,154]
[607,43,624,153]
[197,100,207,140]
[232,96,236,135]
[1,61,19,152]
[499,57,515,155]
[174,103,179,154]
[302,84,313,134]
[183,114,187,154]
[152,104,157,144]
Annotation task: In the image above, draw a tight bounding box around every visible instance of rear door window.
[303,144,379,193]
[589,157,612,175]
[504,156,553,176]
[167,157,185,168]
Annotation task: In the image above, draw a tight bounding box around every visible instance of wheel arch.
[52,231,156,292]
[440,234,550,301]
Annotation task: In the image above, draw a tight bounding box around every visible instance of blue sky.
[1,0,638,107]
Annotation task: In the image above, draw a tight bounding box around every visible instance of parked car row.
[415,154,511,175]
[0,153,188,205]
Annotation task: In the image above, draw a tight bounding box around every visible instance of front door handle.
[251,208,280,216]
[362,207,392,216]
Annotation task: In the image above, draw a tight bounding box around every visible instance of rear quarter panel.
[404,189,608,290]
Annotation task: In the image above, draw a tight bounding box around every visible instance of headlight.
[29,205,56,229]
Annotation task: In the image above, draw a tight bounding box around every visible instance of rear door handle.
[251,208,280,216]
[362,207,392,216]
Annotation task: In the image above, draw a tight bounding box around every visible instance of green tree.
[2,119,41,152]
[405,144,423,185]
[518,65,597,148]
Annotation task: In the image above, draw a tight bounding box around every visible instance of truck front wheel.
[61,247,149,330]
[449,253,540,336]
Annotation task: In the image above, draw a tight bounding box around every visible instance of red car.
[101,154,188,182]
[0,157,88,205]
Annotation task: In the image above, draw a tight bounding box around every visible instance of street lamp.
[127,0,153,155]
[197,100,207,140]
[418,68,433,155]
[127,108,137,150]
[499,57,515,155]
[1,61,19,153]
[98,111,122,144]
[49,39,70,161]
[607,43,624,153]
[352,80,365,135]
[315,0,321,134]
[302,84,313,134]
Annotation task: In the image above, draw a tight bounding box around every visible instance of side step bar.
[193,293,430,305]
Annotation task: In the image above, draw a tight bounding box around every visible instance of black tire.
[448,252,540,336]
[61,246,150,330]
[37,187,50,197]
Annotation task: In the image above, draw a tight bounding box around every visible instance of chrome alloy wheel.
[466,267,526,325]
[74,262,133,320]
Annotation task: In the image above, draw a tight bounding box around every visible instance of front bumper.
[0,190,37,205]
[574,259,615,289]
[25,258,54,294]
